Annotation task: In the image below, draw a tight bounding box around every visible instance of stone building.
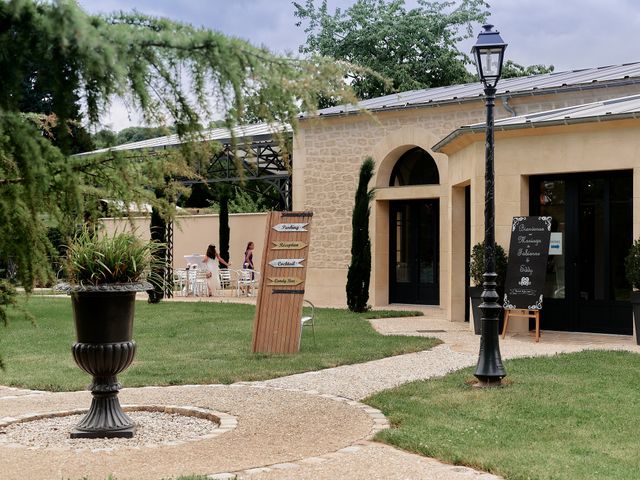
[295,62,640,336]
[97,62,640,337]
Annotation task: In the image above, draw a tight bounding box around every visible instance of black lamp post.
[471,24,507,387]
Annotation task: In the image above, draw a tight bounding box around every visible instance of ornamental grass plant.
[64,230,162,287]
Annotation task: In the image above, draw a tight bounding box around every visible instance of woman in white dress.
[203,244,230,296]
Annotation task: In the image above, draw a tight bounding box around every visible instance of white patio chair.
[236,269,259,296]
[300,299,316,346]
[174,269,188,296]
[218,268,233,295]
[193,268,209,296]
[185,264,207,296]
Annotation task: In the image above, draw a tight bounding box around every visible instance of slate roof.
[77,62,640,155]
[76,122,291,156]
[433,94,640,152]
[311,62,640,117]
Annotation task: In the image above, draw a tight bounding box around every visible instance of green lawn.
[0,297,437,391]
[367,350,640,480]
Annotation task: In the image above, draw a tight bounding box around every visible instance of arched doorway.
[388,148,440,305]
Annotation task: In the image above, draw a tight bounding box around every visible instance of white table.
[184,254,204,266]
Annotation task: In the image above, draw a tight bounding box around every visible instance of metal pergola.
[185,137,292,211]
[79,123,293,298]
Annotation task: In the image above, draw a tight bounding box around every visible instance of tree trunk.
[219,194,230,268]
[147,203,167,303]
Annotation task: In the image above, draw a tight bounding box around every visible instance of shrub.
[469,241,508,288]
[625,239,640,289]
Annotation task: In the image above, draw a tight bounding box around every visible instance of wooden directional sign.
[272,222,308,232]
[272,241,307,250]
[252,211,313,353]
[267,277,303,286]
[269,258,304,268]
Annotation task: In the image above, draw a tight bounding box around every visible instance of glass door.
[389,200,439,305]
[531,171,633,334]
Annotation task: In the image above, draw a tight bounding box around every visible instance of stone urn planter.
[62,230,161,438]
[69,283,150,438]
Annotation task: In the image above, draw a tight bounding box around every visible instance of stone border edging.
[0,386,48,400]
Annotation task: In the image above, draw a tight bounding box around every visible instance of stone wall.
[101,213,268,271]
[294,83,640,309]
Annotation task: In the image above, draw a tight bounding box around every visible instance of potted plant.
[469,241,508,335]
[62,230,160,438]
[624,239,640,345]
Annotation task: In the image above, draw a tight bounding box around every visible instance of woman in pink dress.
[239,241,255,295]
[243,241,255,270]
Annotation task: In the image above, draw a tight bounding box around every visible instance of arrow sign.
[269,258,305,268]
[267,277,303,286]
[272,241,308,250]
[272,223,308,232]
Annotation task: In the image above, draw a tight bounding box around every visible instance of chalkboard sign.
[503,216,552,310]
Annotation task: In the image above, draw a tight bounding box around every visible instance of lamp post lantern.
[471,24,507,387]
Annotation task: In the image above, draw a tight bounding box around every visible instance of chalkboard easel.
[502,309,540,342]
[502,216,551,342]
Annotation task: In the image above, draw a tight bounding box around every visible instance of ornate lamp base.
[71,341,136,438]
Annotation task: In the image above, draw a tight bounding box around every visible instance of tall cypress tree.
[346,157,375,312]
[219,193,230,268]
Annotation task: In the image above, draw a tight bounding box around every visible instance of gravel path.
[0,385,374,479]
[247,344,476,400]
[1,410,220,449]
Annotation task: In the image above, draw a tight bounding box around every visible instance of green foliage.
[91,129,117,149]
[202,185,279,213]
[228,187,270,213]
[0,298,439,390]
[92,125,177,151]
[469,241,508,287]
[219,193,230,266]
[295,0,489,101]
[13,41,96,155]
[0,0,356,318]
[112,126,176,146]
[346,157,375,312]
[0,280,17,325]
[501,59,555,79]
[64,230,162,286]
[624,239,640,289]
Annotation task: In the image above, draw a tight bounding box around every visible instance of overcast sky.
[77,0,640,130]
